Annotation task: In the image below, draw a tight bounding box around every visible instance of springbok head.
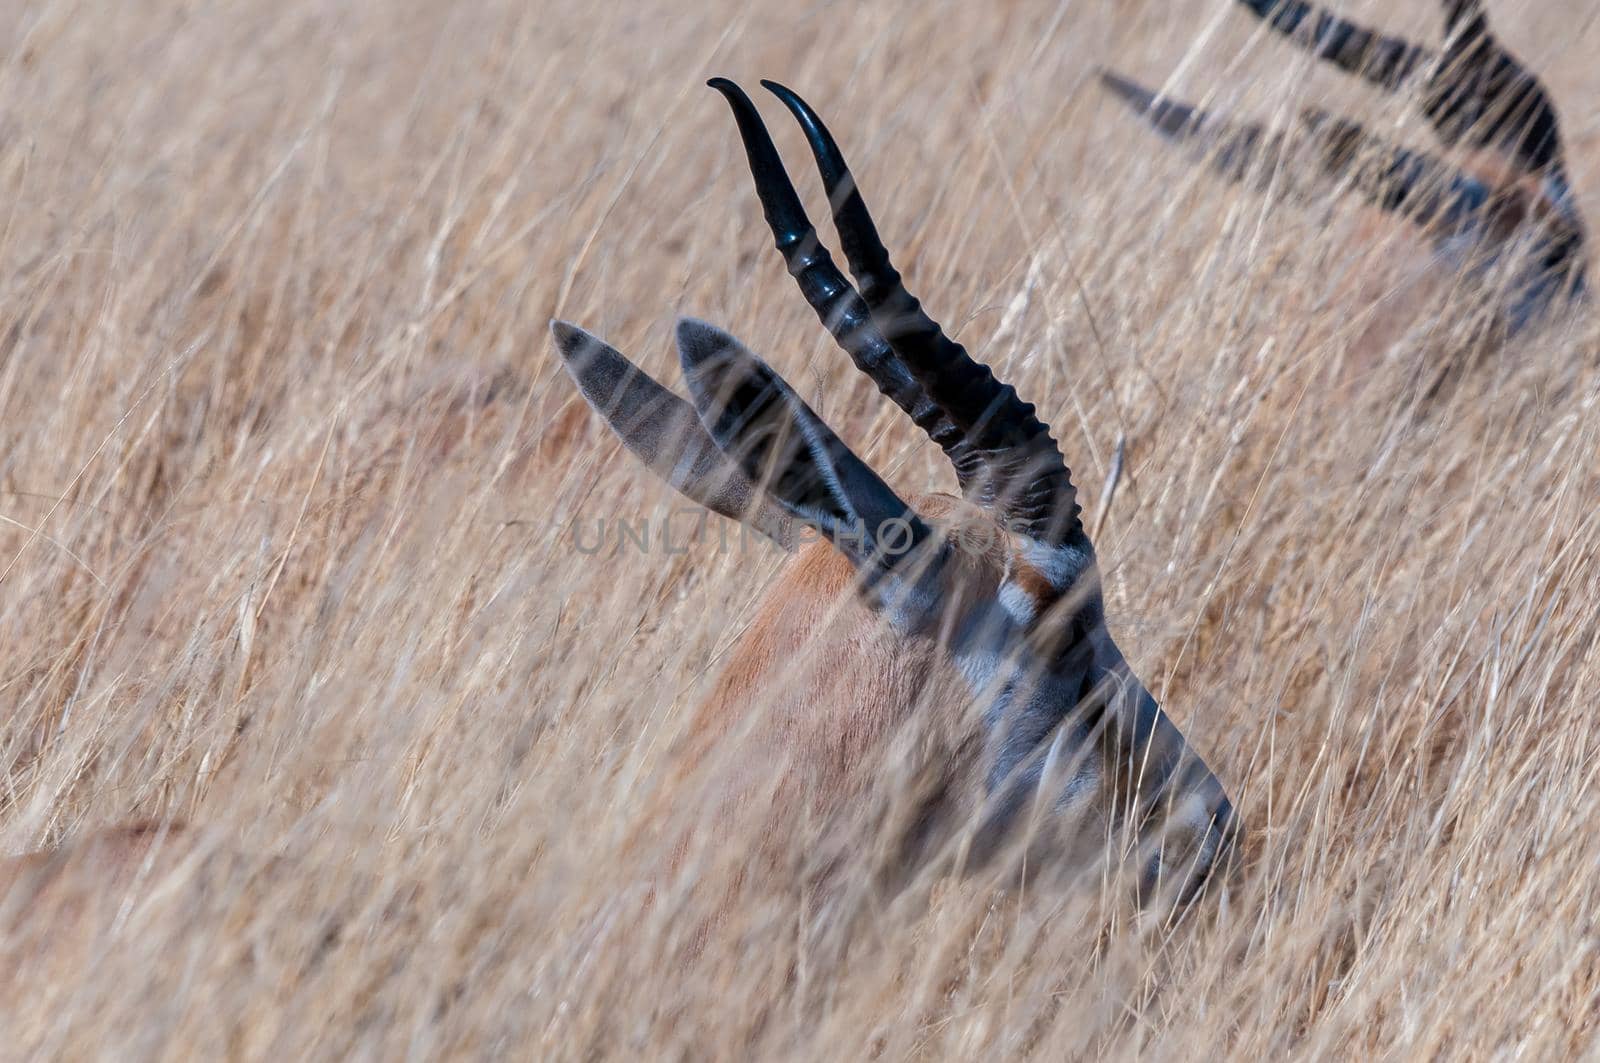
[1100,0,1588,338]
[552,79,1236,909]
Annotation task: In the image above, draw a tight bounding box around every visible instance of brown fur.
[672,494,1003,821]
[640,492,1072,954]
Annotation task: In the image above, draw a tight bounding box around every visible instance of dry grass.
[3,0,1599,1056]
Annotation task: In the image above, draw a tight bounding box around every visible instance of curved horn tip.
[707,77,765,118]
[759,78,802,104]
[760,79,830,138]
[1096,68,1154,107]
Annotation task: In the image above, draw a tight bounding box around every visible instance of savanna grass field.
[3,0,1600,1056]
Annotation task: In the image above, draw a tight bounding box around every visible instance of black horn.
[712,78,1087,554]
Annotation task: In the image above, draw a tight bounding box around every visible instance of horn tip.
[1096,68,1154,110]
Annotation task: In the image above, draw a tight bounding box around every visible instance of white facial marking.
[949,602,1021,702]
[1171,788,1212,836]
[998,581,1037,626]
[955,648,1000,697]
[1017,539,1089,593]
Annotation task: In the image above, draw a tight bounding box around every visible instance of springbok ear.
[550,321,794,549]
[674,318,935,579]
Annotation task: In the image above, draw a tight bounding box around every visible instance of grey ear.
[674,318,936,582]
[550,321,794,549]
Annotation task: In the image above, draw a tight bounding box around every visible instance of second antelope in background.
[553,78,1236,911]
[1101,0,1588,341]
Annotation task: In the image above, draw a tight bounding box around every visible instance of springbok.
[551,78,1236,910]
[1100,0,1588,340]
[0,79,1237,957]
